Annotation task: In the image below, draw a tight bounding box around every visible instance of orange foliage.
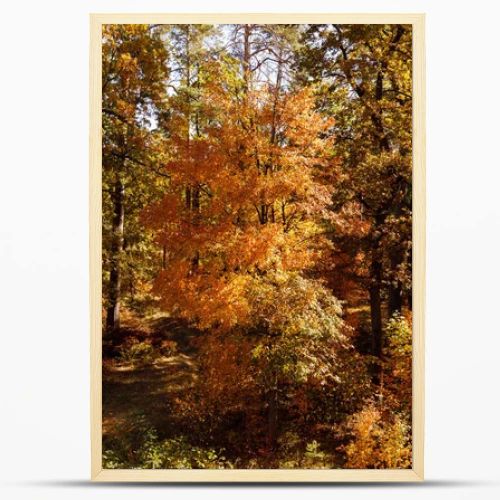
[339,403,412,469]
[143,77,339,332]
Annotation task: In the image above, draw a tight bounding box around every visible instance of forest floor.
[102,304,372,443]
[102,315,201,442]
[101,304,375,468]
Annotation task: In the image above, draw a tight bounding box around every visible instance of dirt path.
[102,316,199,439]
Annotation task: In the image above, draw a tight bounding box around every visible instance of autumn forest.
[102,23,413,470]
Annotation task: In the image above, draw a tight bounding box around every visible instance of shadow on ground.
[103,316,199,438]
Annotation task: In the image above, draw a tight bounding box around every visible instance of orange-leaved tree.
[143,56,348,445]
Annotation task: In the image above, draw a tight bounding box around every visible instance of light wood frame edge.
[411,13,425,482]
[90,12,425,483]
[90,11,103,481]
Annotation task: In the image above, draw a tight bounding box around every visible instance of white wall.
[1,1,499,498]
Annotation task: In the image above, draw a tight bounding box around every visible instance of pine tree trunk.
[243,24,251,90]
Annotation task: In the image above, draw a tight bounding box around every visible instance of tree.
[102,24,169,331]
[298,24,413,364]
[144,82,338,327]
[143,34,349,446]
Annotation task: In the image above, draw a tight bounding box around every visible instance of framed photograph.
[90,13,425,482]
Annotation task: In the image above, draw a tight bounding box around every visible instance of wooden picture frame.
[90,13,425,482]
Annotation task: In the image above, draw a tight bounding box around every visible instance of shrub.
[339,403,412,469]
[118,339,155,365]
[138,433,228,469]
[103,415,231,469]
[384,313,412,411]
[276,432,334,469]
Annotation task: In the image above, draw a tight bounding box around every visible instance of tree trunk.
[388,285,403,317]
[369,256,383,359]
[242,24,251,90]
[388,251,403,317]
[369,212,385,383]
[162,245,167,269]
[369,255,383,386]
[267,379,279,449]
[192,186,200,212]
[192,186,200,268]
[106,178,125,332]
